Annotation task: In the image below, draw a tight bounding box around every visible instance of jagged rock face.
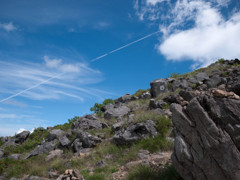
[75,130,101,148]
[150,78,169,98]
[113,120,158,145]
[171,95,240,180]
[48,129,70,146]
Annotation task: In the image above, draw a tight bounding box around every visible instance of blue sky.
[0,0,239,136]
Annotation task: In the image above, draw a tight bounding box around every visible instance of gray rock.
[149,99,167,109]
[24,140,58,159]
[72,118,103,130]
[58,136,70,147]
[179,90,200,102]
[15,131,30,144]
[0,150,3,159]
[104,105,130,119]
[172,79,189,91]
[71,138,83,153]
[117,94,131,103]
[113,120,158,145]
[112,121,125,132]
[84,113,98,120]
[45,149,63,162]
[206,75,222,88]
[150,78,169,98]
[194,72,209,82]
[171,94,240,180]
[48,129,70,146]
[10,178,19,180]
[95,160,106,167]
[230,80,240,96]
[8,154,20,160]
[154,108,172,117]
[27,176,44,180]
[48,129,65,141]
[140,92,151,99]
[76,130,101,148]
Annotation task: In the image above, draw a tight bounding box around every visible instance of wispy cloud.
[0,22,17,32]
[135,0,240,67]
[0,57,110,103]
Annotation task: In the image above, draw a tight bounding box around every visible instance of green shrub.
[169,73,181,78]
[90,99,114,116]
[233,62,239,67]
[218,58,225,64]
[156,116,172,137]
[4,128,49,155]
[128,165,182,180]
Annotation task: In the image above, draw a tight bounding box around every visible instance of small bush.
[233,62,239,67]
[218,58,225,64]
[128,165,182,180]
[156,116,172,137]
[90,99,114,116]
[169,73,180,78]
[53,116,79,131]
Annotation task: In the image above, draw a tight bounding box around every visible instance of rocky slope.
[0,58,240,180]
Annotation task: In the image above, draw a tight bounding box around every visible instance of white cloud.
[0,58,110,103]
[43,56,62,68]
[146,0,167,5]
[0,22,17,32]
[135,0,240,66]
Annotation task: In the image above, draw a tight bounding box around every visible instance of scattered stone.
[179,90,200,102]
[206,75,222,88]
[95,160,106,168]
[58,169,84,180]
[15,131,30,144]
[48,169,59,179]
[117,94,131,103]
[113,120,158,145]
[71,138,83,153]
[45,149,63,162]
[140,91,151,99]
[194,72,209,82]
[211,89,240,100]
[0,150,3,159]
[48,129,70,147]
[112,121,125,132]
[72,118,103,130]
[149,99,167,109]
[150,79,169,98]
[84,113,98,120]
[76,130,101,148]
[104,104,130,119]
[27,176,45,180]
[8,154,20,160]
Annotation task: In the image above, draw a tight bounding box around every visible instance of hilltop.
[0,58,240,180]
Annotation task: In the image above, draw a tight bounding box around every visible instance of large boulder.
[117,94,131,103]
[113,120,158,145]
[104,104,130,120]
[194,72,209,82]
[24,140,58,159]
[72,118,103,130]
[45,149,63,162]
[48,129,70,147]
[171,93,240,180]
[206,75,222,88]
[76,130,101,148]
[15,131,30,144]
[150,79,169,98]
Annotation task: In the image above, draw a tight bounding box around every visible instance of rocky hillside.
[0,58,240,180]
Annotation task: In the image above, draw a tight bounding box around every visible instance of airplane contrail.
[0,73,63,103]
[0,31,160,103]
[91,30,160,62]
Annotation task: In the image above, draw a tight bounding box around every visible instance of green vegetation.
[169,73,181,78]
[53,116,79,131]
[0,139,4,147]
[4,128,49,155]
[132,89,150,97]
[128,165,182,180]
[233,62,239,66]
[90,99,114,116]
[167,83,173,91]
[218,58,225,64]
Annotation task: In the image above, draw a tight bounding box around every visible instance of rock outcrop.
[171,93,240,180]
[113,120,158,145]
[150,79,169,98]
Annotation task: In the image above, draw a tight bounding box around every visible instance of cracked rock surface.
[171,94,240,180]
